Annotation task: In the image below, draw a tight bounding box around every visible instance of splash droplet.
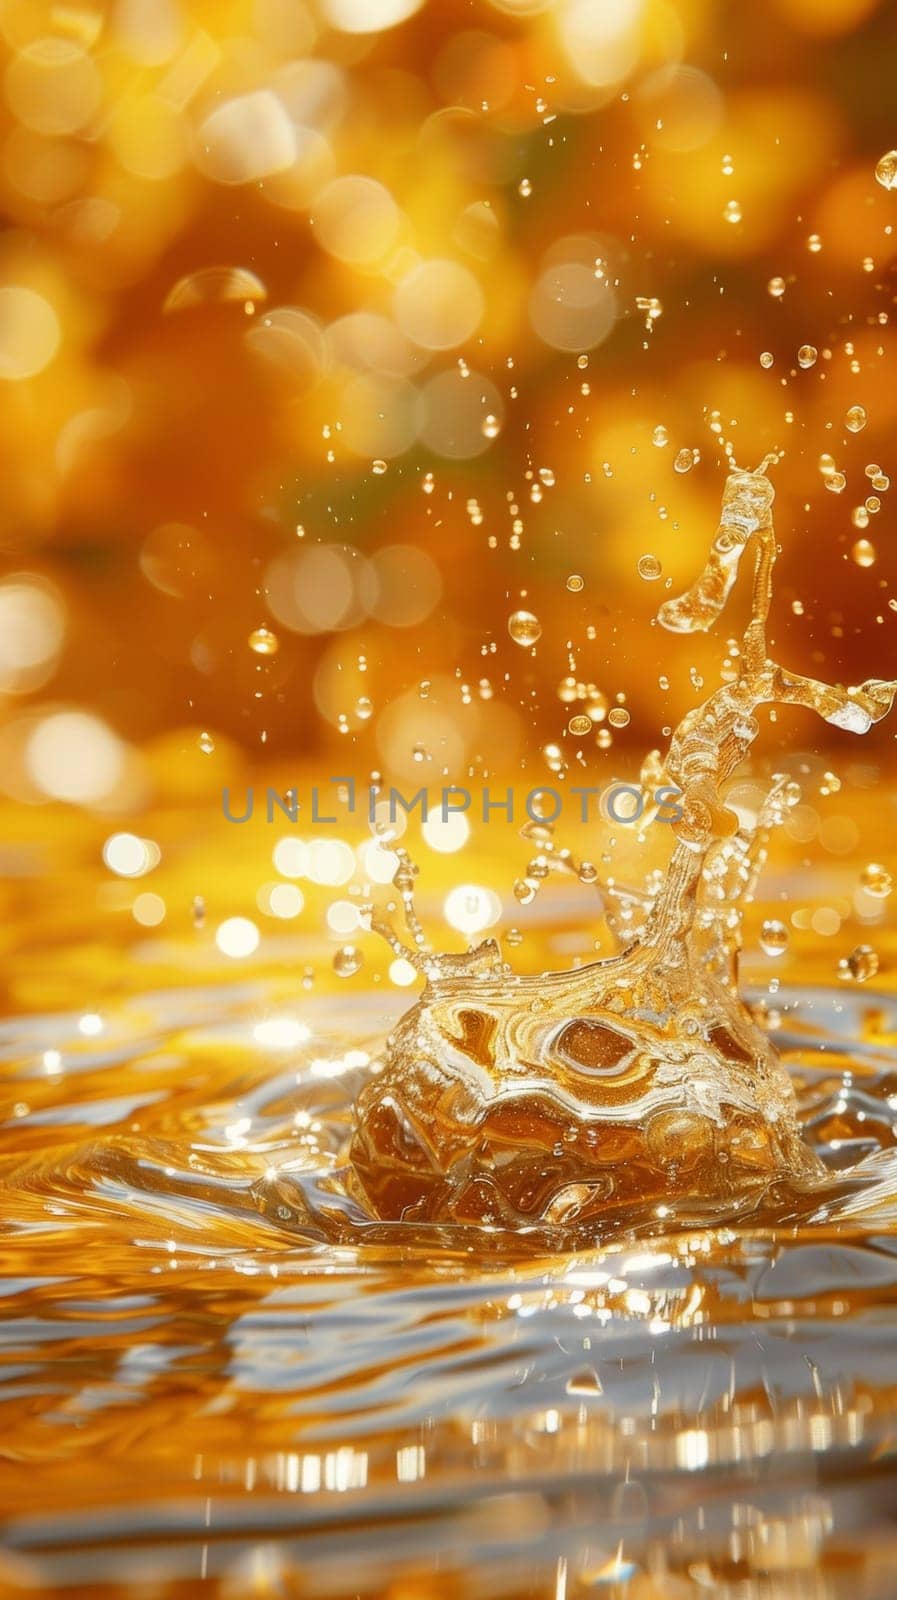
[875,150,897,191]
[759,919,789,957]
[249,627,279,656]
[860,862,892,898]
[843,944,879,982]
[333,945,363,978]
[508,610,542,647]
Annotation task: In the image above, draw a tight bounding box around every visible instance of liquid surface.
[4,969,897,1598]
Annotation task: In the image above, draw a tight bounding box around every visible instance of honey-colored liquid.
[2,469,897,1598]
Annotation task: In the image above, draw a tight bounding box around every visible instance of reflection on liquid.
[2,972,897,1598]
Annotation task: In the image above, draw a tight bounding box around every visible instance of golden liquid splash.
[349,461,897,1233]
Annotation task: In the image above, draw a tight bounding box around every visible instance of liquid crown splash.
[349,461,897,1231]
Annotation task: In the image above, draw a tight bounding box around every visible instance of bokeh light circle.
[420,368,504,458]
[394,259,484,351]
[0,288,60,380]
[312,175,401,265]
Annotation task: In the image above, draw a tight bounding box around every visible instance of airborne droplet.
[333,945,363,978]
[875,150,897,191]
[508,610,542,646]
[843,944,879,982]
[760,919,789,957]
[860,862,892,898]
[248,627,279,656]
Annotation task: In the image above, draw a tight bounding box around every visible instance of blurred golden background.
[0,0,896,877]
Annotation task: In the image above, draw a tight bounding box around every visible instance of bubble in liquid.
[355,696,373,720]
[566,1369,603,1396]
[637,554,662,580]
[607,706,630,728]
[198,730,215,754]
[723,199,742,224]
[759,919,789,957]
[333,945,363,977]
[674,447,696,474]
[481,413,501,439]
[767,276,786,298]
[568,714,592,736]
[875,150,897,191]
[843,944,880,983]
[513,878,537,905]
[845,405,867,433]
[824,472,846,495]
[852,539,876,567]
[566,574,584,593]
[861,862,892,898]
[578,861,598,884]
[371,459,388,476]
[518,177,532,197]
[508,609,542,646]
[652,424,669,447]
[797,344,817,369]
[248,627,279,656]
[759,351,774,369]
[807,233,822,253]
